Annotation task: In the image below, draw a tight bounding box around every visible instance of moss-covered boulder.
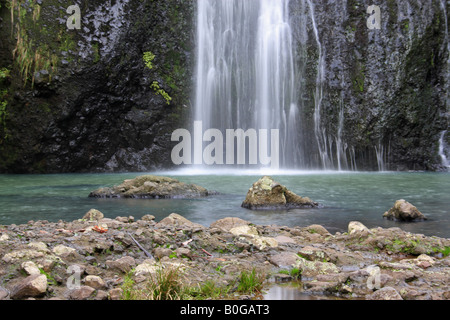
[241,176,318,210]
[89,175,210,199]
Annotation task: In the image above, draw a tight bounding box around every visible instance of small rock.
[84,275,106,290]
[303,225,331,236]
[135,260,158,276]
[273,235,296,244]
[348,221,370,235]
[0,234,9,241]
[269,252,300,267]
[175,247,192,259]
[109,288,123,300]
[106,256,136,273]
[68,286,96,300]
[52,245,77,258]
[155,213,204,229]
[82,209,104,221]
[0,287,10,300]
[154,247,173,260]
[230,225,259,237]
[10,274,48,299]
[366,287,403,300]
[21,261,41,276]
[141,214,156,221]
[95,290,109,300]
[2,250,45,263]
[27,242,48,251]
[210,217,250,232]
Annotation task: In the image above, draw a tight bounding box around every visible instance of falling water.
[306,0,331,170]
[439,131,450,169]
[194,0,299,168]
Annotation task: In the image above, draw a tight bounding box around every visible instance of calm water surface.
[0,170,448,238]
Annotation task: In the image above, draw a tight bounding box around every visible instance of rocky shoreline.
[0,211,449,300]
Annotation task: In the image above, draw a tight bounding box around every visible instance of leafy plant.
[143,52,172,105]
[237,268,266,294]
[151,81,172,105]
[121,265,184,300]
[143,51,155,70]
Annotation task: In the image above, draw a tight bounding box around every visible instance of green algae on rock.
[89,175,210,199]
[241,176,318,210]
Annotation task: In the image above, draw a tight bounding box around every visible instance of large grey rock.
[383,200,427,222]
[89,175,210,199]
[241,176,318,210]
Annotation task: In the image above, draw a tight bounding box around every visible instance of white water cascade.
[194,0,299,168]
[439,131,450,169]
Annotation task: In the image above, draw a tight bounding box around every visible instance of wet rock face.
[0,0,195,173]
[89,175,210,199]
[289,0,448,171]
[242,176,318,210]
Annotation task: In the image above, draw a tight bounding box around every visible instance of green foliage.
[0,68,10,79]
[10,0,59,87]
[151,81,172,105]
[143,52,172,105]
[186,280,231,300]
[121,265,185,300]
[0,68,9,142]
[237,268,266,294]
[143,51,155,70]
[433,246,450,257]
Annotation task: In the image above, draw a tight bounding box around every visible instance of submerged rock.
[241,176,318,210]
[383,200,428,222]
[89,175,210,199]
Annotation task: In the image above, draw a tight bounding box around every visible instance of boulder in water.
[89,175,210,199]
[383,200,427,222]
[241,176,318,210]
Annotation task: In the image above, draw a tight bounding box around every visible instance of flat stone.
[106,256,136,273]
[68,286,96,300]
[84,275,106,290]
[367,287,403,300]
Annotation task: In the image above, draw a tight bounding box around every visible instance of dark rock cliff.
[0,0,448,173]
[290,0,449,171]
[0,0,194,173]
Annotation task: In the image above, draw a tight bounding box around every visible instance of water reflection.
[264,284,346,300]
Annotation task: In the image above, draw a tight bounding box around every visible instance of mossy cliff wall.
[0,0,194,173]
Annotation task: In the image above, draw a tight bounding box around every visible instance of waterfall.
[375,143,386,172]
[194,0,299,168]
[439,131,450,169]
[306,0,330,170]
